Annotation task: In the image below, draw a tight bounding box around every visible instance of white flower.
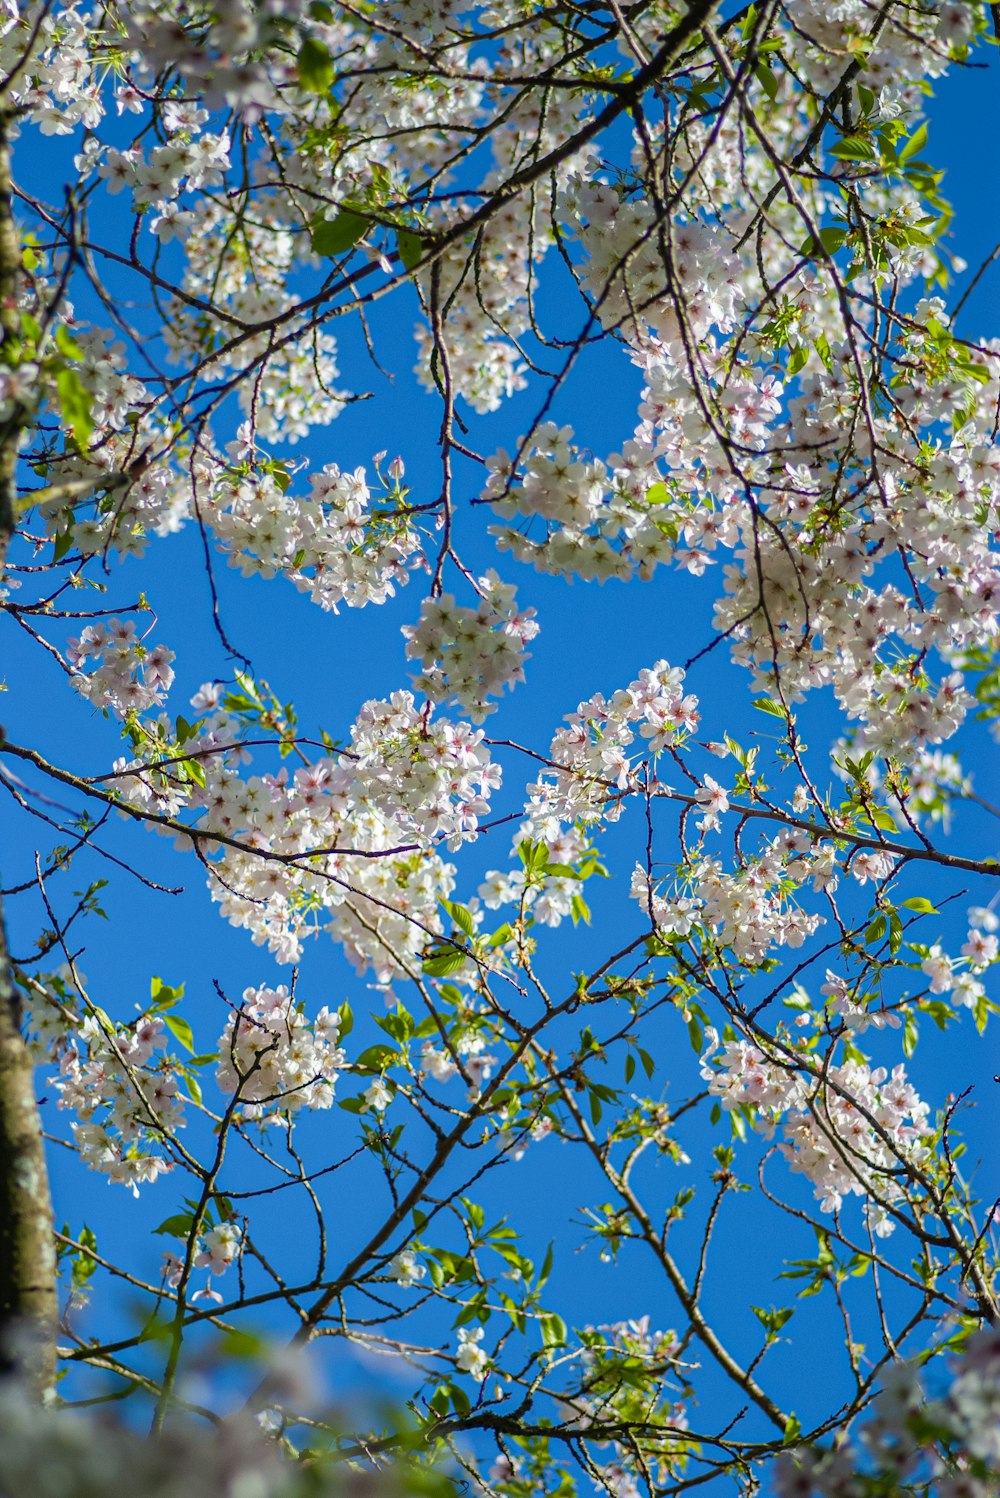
[921,945,955,994]
[388,1249,426,1287]
[455,1327,489,1379]
[363,1077,392,1112]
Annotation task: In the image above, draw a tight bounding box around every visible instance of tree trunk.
[0,902,57,1394]
[0,111,58,1395]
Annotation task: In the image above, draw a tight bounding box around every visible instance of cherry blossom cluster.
[29,310,184,561]
[631,838,828,967]
[413,218,533,415]
[68,620,175,720]
[121,0,301,114]
[1,2,103,135]
[476,33,1000,763]
[709,378,1000,761]
[162,1220,245,1305]
[782,0,967,98]
[204,442,424,611]
[348,691,500,848]
[475,661,702,925]
[920,916,999,1015]
[818,971,902,1036]
[215,984,346,1119]
[832,741,972,830]
[455,1326,490,1380]
[215,988,347,1120]
[486,423,670,584]
[0,1364,328,1498]
[402,571,539,720]
[54,1010,185,1195]
[478,822,590,928]
[163,201,349,444]
[420,1026,499,1098]
[96,129,231,232]
[565,174,745,350]
[775,1327,1000,1498]
[106,682,494,978]
[411,74,588,412]
[700,1030,931,1232]
[527,660,699,827]
[487,389,1000,766]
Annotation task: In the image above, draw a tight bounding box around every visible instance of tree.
[2,0,1000,1491]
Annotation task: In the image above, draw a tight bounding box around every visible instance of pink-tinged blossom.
[195,1223,242,1276]
[850,850,897,885]
[921,945,955,994]
[695,774,729,832]
[700,1033,929,1229]
[215,985,345,1118]
[962,928,998,968]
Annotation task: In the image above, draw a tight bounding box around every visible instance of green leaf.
[368,160,392,202]
[149,975,185,1012]
[180,756,206,788]
[397,228,423,272]
[448,1380,470,1414]
[297,36,333,94]
[540,1311,567,1348]
[71,1224,98,1289]
[440,899,475,938]
[570,892,591,926]
[974,989,990,1037]
[498,1291,526,1333]
[754,62,777,100]
[800,226,847,258]
[752,696,787,717]
[899,121,928,164]
[786,346,809,376]
[830,134,876,162]
[163,1014,195,1054]
[353,1043,396,1072]
[463,1197,485,1232]
[154,1212,197,1239]
[518,839,550,873]
[902,896,938,914]
[181,1067,202,1105]
[423,948,468,978]
[55,366,94,451]
[222,1327,268,1359]
[54,324,83,361]
[311,209,368,258]
[378,1007,414,1044]
[865,913,887,945]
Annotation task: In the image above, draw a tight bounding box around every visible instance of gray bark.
[0,112,58,1396]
